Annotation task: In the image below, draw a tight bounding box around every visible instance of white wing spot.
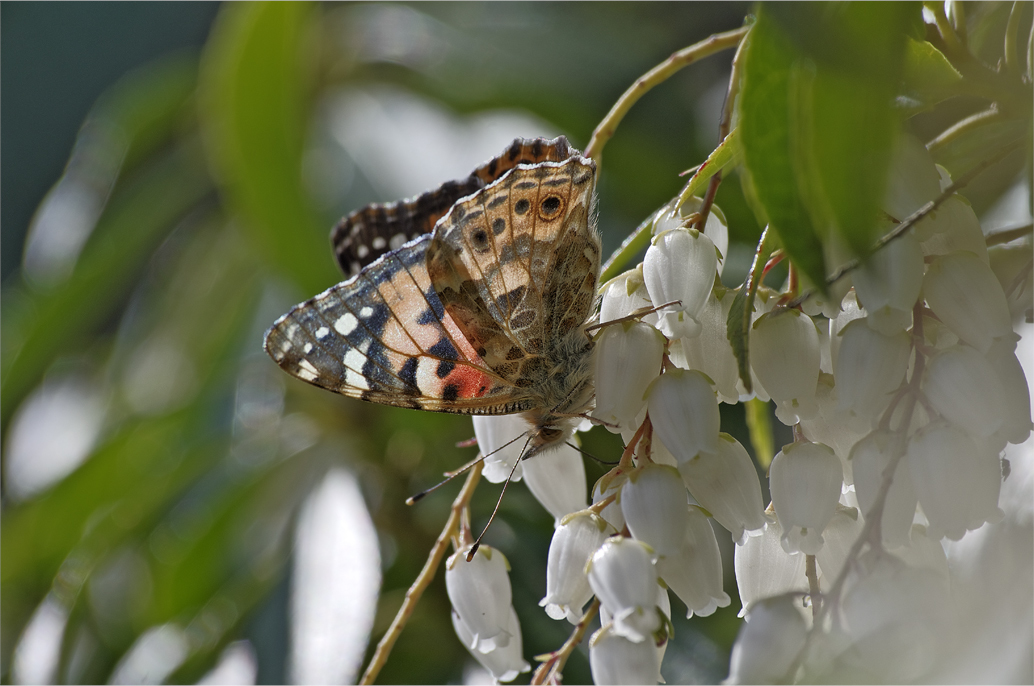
[334,313,358,335]
[357,244,370,258]
[372,236,387,250]
[343,348,369,390]
[297,360,319,382]
[359,306,374,318]
[316,326,330,339]
[389,233,408,250]
[303,343,313,354]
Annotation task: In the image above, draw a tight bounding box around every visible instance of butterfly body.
[265,137,599,456]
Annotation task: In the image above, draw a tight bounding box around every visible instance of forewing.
[425,156,599,374]
[330,136,576,277]
[265,235,533,414]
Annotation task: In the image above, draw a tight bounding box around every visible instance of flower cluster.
[445,135,1030,684]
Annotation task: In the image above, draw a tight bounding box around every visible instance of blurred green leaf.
[902,37,963,104]
[199,2,338,295]
[0,143,212,431]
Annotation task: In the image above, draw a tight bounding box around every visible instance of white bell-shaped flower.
[642,228,718,340]
[889,524,950,580]
[678,288,742,402]
[724,595,808,685]
[814,504,863,586]
[750,310,821,405]
[592,471,628,532]
[798,374,871,477]
[923,344,1008,440]
[675,196,730,277]
[451,608,530,683]
[852,231,923,335]
[906,421,1003,541]
[769,441,843,555]
[599,266,654,324]
[834,319,911,420]
[540,511,614,623]
[734,517,808,616]
[473,415,527,483]
[588,623,661,686]
[678,433,767,543]
[593,322,664,433]
[985,335,1033,446]
[445,545,514,654]
[917,196,989,262]
[522,436,588,521]
[882,133,941,221]
[587,537,661,643]
[850,430,917,548]
[598,583,671,684]
[828,290,867,373]
[647,368,721,464]
[656,505,731,618]
[923,251,1012,353]
[620,463,689,557]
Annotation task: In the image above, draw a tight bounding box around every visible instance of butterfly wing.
[265,235,536,414]
[330,137,576,277]
[425,156,599,379]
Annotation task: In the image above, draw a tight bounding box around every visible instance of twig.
[926,0,966,58]
[359,462,484,685]
[986,223,1033,246]
[531,597,601,685]
[782,140,1022,311]
[584,25,748,162]
[1005,1,1024,75]
[926,106,1000,153]
[805,555,821,621]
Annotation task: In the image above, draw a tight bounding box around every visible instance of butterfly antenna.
[565,441,616,466]
[406,430,532,505]
[584,300,683,333]
[466,434,533,561]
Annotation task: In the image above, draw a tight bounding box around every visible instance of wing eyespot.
[538,194,564,220]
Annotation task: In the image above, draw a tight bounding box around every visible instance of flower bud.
[923,251,1012,353]
[446,545,513,653]
[587,537,660,643]
[750,310,821,405]
[593,322,664,432]
[643,228,718,339]
[473,415,526,484]
[600,266,653,324]
[678,288,742,402]
[769,442,843,555]
[917,196,988,262]
[850,430,917,548]
[985,335,1033,446]
[834,319,911,420]
[678,434,767,543]
[906,421,1003,541]
[923,344,1008,439]
[674,196,730,277]
[725,595,807,685]
[620,464,689,557]
[656,505,732,617]
[815,504,863,585]
[540,511,614,623]
[451,608,530,683]
[734,518,808,616]
[589,623,661,686]
[852,231,923,335]
[522,436,588,521]
[647,368,721,464]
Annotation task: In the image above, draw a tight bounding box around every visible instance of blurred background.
[3,3,1027,685]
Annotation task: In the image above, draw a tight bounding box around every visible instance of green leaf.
[739,3,914,288]
[199,2,338,295]
[902,37,963,104]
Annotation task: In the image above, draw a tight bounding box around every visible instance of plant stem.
[359,462,484,685]
[584,25,748,162]
[531,598,601,685]
[1005,1,1024,75]
[926,106,1000,153]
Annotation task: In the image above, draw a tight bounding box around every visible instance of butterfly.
[264,136,600,455]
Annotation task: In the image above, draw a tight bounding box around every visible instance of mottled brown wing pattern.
[330,136,576,277]
[425,156,599,381]
[265,235,535,414]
